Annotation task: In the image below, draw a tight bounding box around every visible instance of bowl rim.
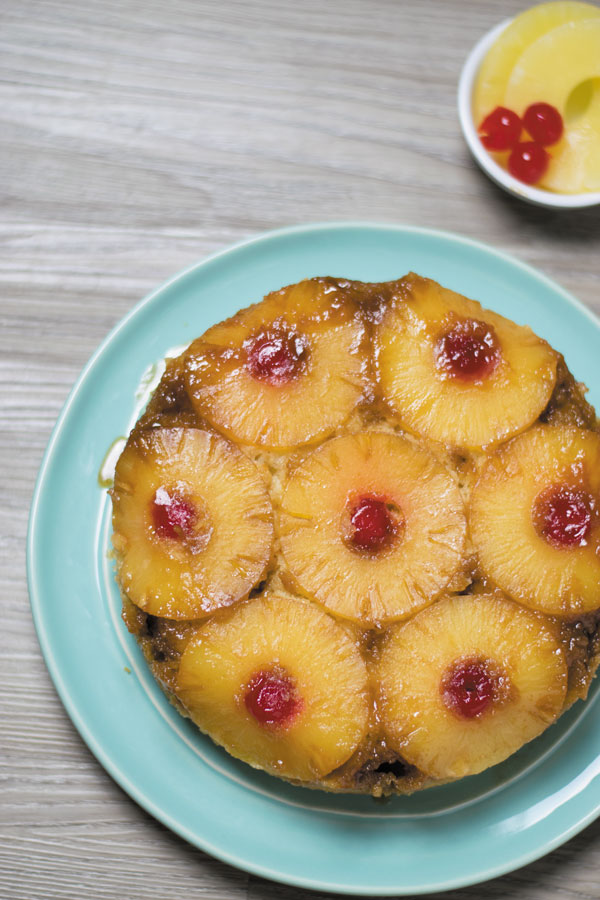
[457,17,600,209]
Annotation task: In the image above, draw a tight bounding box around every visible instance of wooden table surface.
[2,1,600,897]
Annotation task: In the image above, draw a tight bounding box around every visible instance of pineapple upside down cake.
[111,274,600,796]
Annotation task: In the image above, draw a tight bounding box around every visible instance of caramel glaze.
[118,277,600,797]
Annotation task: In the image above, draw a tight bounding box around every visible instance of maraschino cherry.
[442,659,498,719]
[534,484,593,549]
[247,330,307,385]
[523,103,563,146]
[244,668,301,727]
[479,106,522,151]
[152,486,196,540]
[508,141,549,185]
[348,495,398,553]
[478,101,563,186]
[435,319,501,382]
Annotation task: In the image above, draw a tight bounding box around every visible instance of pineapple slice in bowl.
[504,17,600,195]
[472,1,600,127]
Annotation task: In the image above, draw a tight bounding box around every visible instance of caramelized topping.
[435,319,501,382]
[246,330,308,385]
[534,484,593,549]
[244,667,302,728]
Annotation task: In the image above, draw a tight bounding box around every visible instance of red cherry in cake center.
[534,484,593,549]
[246,330,307,385]
[435,318,501,382]
[442,659,497,719]
[347,495,399,553]
[151,486,197,540]
[244,668,302,727]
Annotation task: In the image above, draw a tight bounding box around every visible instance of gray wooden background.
[2,1,600,897]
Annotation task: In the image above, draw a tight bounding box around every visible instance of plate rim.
[27,221,600,895]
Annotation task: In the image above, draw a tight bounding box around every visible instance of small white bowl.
[458,18,600,209]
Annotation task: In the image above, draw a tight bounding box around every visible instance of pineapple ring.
[376,593,568,780]
[470,424,600,616]
[184,278,366,450]
[280,431,467,626]
[112,427,273,619]
[177,593,370,782]
[472,1,600,125]
[377,274,558,449]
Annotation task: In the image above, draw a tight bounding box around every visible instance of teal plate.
[28,223,600,895]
